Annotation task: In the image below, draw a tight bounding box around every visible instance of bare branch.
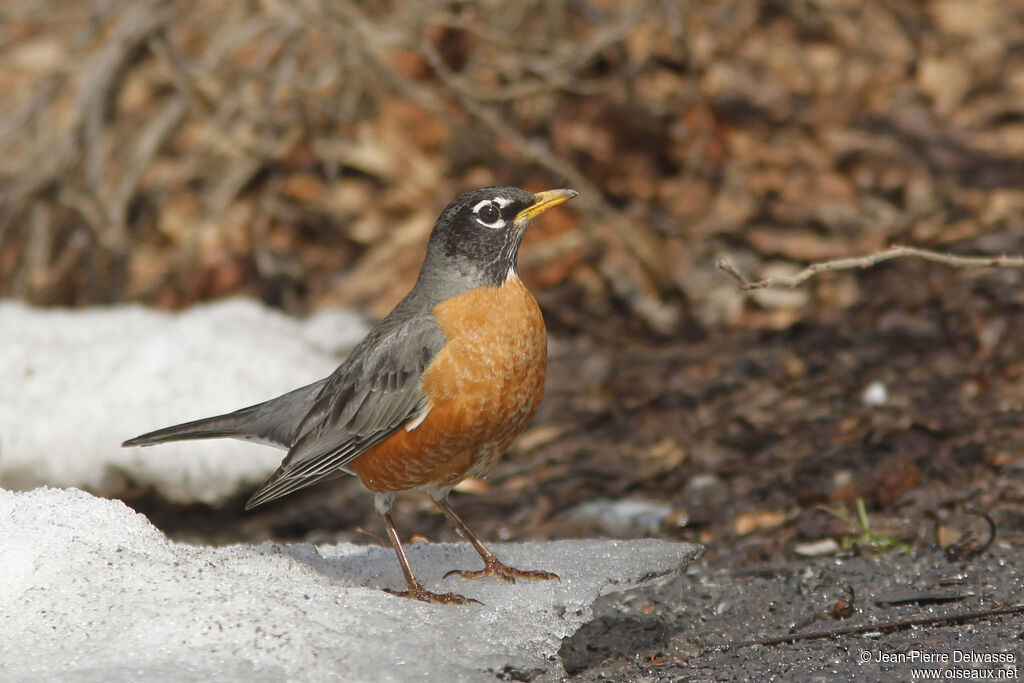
[718,246,1024,290]
[107,97,188,251]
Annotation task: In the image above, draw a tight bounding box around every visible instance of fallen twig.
[718,246,1024,290]
[712,603,1024,652]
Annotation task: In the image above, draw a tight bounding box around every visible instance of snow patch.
[0,299,367,503]
[0,487,701,681]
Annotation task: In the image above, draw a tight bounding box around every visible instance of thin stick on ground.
[712,603,1024,652]
[718,246,1024,290]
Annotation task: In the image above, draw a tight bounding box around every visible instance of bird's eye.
[472,200,505,229]
[479,203,500,223]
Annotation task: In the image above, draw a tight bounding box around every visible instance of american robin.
[123,185,578,605]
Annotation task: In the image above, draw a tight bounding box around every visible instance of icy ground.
[0,488,702,682]
[0,299,368,503]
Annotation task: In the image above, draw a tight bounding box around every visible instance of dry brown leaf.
[733,510,788,536]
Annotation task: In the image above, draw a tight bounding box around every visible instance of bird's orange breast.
[349,274,546,492]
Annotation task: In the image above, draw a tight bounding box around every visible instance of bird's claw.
[443,557,559,584]
[383,583,481,605]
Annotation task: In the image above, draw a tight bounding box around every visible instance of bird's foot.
[443,555,559,583]
[384,580,481,605]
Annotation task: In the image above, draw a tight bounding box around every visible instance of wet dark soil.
[561,547,1024,681]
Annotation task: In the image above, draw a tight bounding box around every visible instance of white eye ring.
[472,199,506,230]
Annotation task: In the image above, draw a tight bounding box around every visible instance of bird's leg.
[379,512,480,605]
[435,498,559,583]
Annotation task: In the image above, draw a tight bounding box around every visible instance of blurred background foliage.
[2,0,1021,335]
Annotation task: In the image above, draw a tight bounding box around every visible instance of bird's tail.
[122,413,253,447]
[121,379,328,450]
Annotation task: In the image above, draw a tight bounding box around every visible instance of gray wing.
[245,312,445,508]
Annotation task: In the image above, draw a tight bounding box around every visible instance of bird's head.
[422,186,578,288]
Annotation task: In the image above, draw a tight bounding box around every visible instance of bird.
[123,185,578,605]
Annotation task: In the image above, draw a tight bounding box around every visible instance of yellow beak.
[514,188,579,225]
